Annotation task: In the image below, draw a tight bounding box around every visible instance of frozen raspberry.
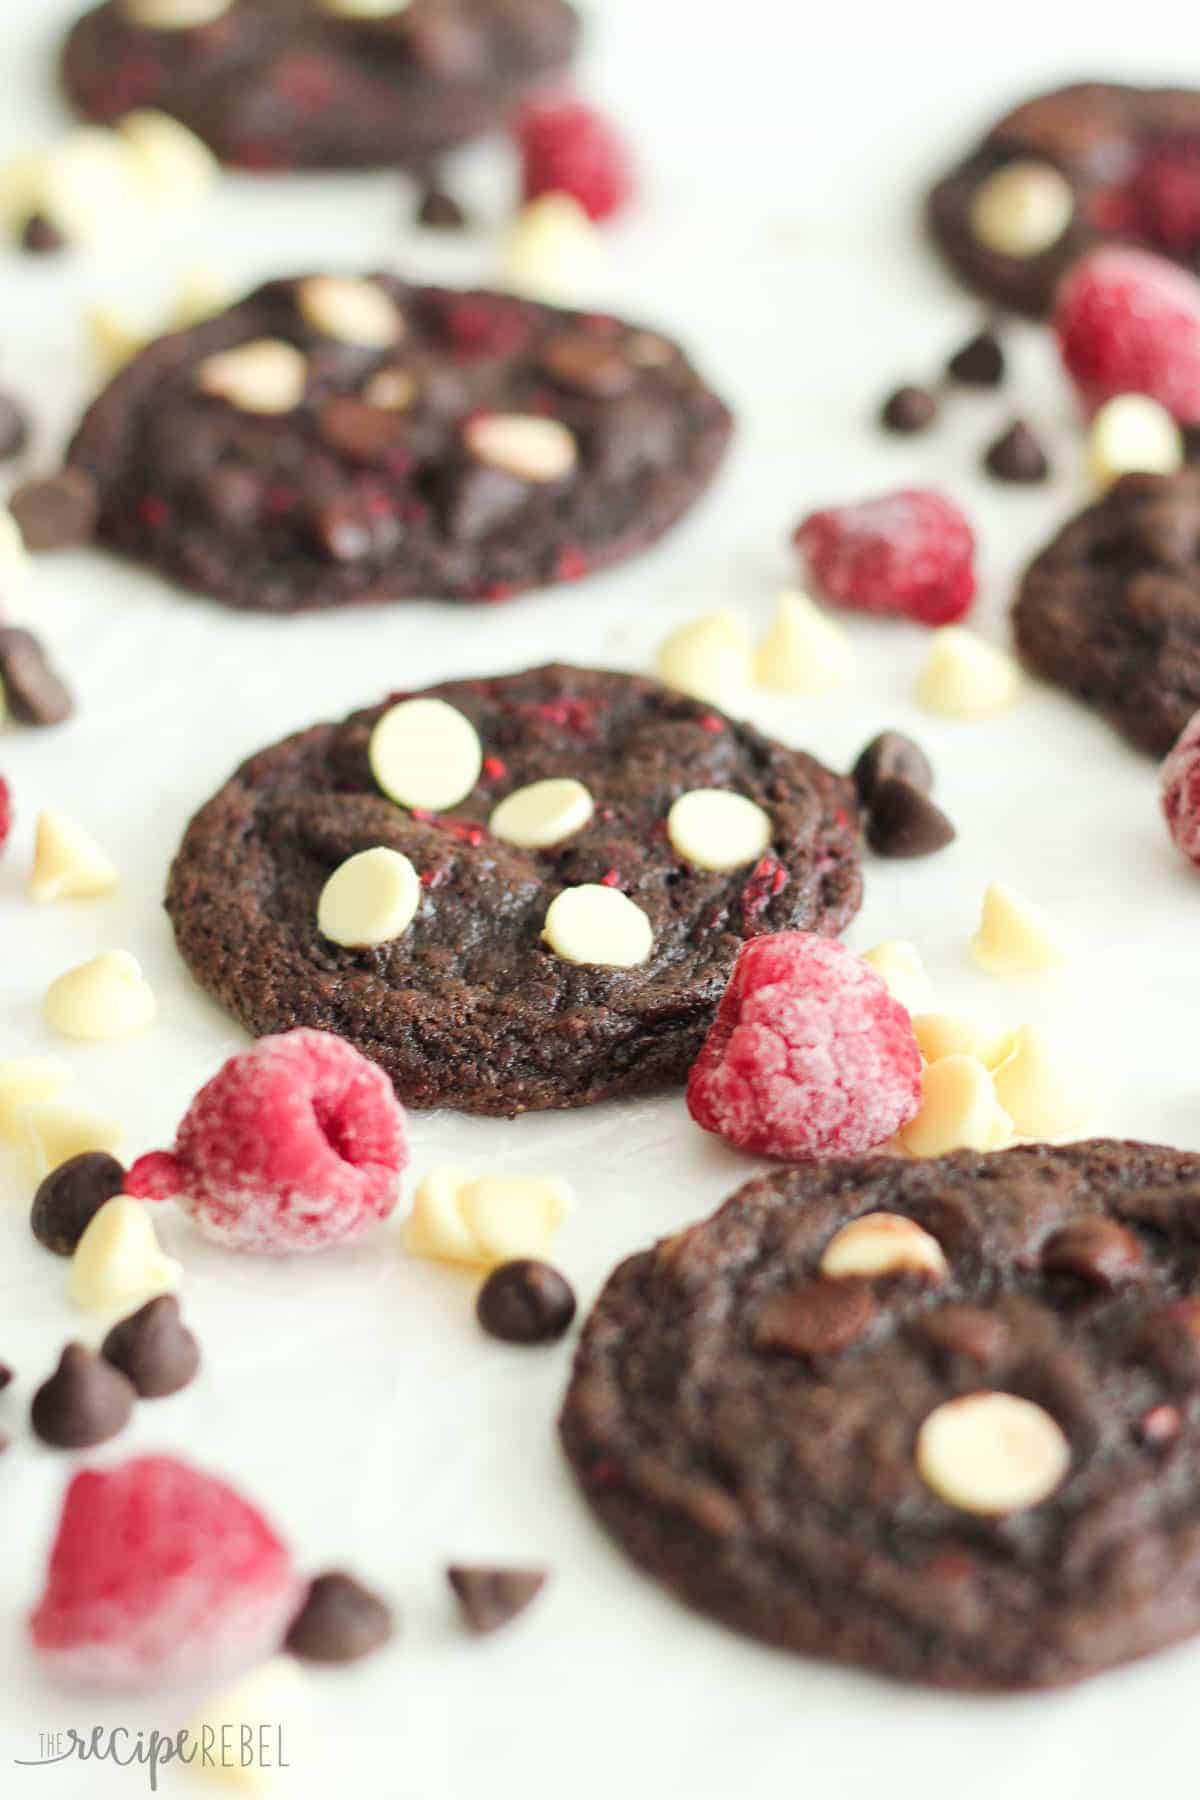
[687,933,922,1160]
[516,98,634,222]
[1162,711,1200,866]
[793,490,976,626]
[1054,246,1200,422]
[29,1455,302,1688]
[0,775,11,857]
[126,1028,408,1254]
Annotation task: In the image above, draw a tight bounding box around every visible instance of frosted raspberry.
[0,775,11,856]
[29,1455,302,1688]
[516,98,634,222]
[1054,246,1200,421]
[126,1028,408,1254]
[793,489,976,626]
[1162,711,1200,866]
[687,933,922,1160]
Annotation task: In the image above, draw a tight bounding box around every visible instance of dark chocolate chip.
[753,1278,877,1358]
[538,333,636,399]
[20,214,66,255]
[946,330,1005,388]
[476,1260,577,1345]
[0,627,75,726]
[984,420,1049,484]
[1041,1218,1145,1288]
[101,1295,200,1398]
[916,1304,1010,1370]
[1138,1298,1200,1386]
[852,731,933,808]
[447,1566,547,1635]
[440,462,529,542]
[880,385,938,434]
[285,1571,395,1664]
[0,1362,13,1391]
[10,468,99,551]
[416,186,467,231]
[31,1343,135,1449]
[317,396,407,465]
[31,1151,127,1255]
[0,393,30,462]
[866,777,956,859]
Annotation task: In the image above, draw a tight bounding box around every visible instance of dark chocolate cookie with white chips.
[62,0,579,172]
[561,1139,1200,1689]
[929,82,1200,317]
[65,275,733,612]
[165,663,861,1116]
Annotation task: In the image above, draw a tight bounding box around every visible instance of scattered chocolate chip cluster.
[878,324,1052,485]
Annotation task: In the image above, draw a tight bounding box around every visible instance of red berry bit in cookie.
[1162,712,1200,867]
[794,489,976,626]
[29,1455,301,1688]
[687,933,922,1160]
[126,1029,409,1254]
[1054,247,1200,422]
[0,775,11,856]
[516,97,634,222]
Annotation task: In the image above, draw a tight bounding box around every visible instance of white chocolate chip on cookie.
[69,1196,181,1315]
[319,0,412,16]
[44,951,157,1042]
[317,847,421,948]
[463,414,578,483]
[542,884,653,967]
[30,808,118,903]
[970,882,1063,976]
[490,778,595,849]
[917,628,1020,719]
[916,1391,1071,1514]
[968,160,1075,259]
[196,339,307,414]
[369,697,483,811]
[820,1212,948,1282]
[666,789,771,872]
[298,276,404,349]
[121,0,233,24]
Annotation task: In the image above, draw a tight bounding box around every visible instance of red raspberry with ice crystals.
[1162,711,1200,867]
[793,489,976,626]
[0,775,11,856]
[686,933,922,1160]
[1054,246,1200,421]
[516,97,634,222]
[126,1028,408,1253]
[29,1455,301,1688]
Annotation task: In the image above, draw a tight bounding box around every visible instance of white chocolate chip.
[317,847,420,948]
[861,941,934,1016]
[917,628,1020,720]
[916,1391,1070,1515]
[912,1012,984,1065]
[970,881,1063,976]
[169,264,235,329]
[44,951,157,1042]
[298,276,404,350]
[463,414,578,484]
[490,778,595,849]
[542,884,653,967]
[86,303,146,376]
[37,130,146,242]
[403,1165,482,1265]
[116,109,218,203]
[121,0,233,24]
[30,808,118,903]
[666,789,772,872]
[992,1025,1092,1141]
[363,366,416,411]
[0,152,47,230]
[900,1055,1014,1158]
[0,1056,71,1143]
[656,610,754,709]
[1087,393,1183,490]
[501,193,600,304]
[186,1659,307,1796]
[319,0,412,15]
[68,1195,180,1315]
[458,1174,573,1264]
[754,590,854,694]
[968,159,1075,258]
[196,339,307,415]
[18,1099,123,1178]
[820,1212,948,1282]
[369,697,483,811]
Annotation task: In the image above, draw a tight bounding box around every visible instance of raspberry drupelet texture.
[1054,246,1200,421]
[126,1029,408,1253]
[516,97,634,221]
[793,489,976,626]
[0,775,11,856]
[686,933,922,1160]
[29,1456,302,1688]
[1162,712,1200,867]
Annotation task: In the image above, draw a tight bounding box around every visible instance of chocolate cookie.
[1013,470,1200,755]
[561,1139,1200,1689]
[166,664,861,1116]
[929,82,1200,316]
[66,276,732,612]
[62,0,578,172]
